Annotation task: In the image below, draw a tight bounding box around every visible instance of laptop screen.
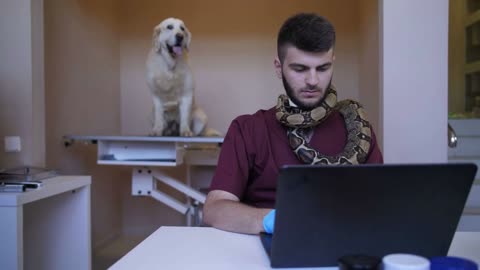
[264,163,477,268]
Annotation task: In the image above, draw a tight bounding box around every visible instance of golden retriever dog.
[146,18,219,137]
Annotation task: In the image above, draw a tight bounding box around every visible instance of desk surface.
[109,227,480,270]
[0,175,91,206]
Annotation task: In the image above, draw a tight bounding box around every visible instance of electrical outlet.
[4,136,21,152]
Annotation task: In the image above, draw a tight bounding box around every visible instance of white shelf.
[0,175,91,206]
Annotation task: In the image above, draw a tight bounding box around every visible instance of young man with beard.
[203,13,383,234]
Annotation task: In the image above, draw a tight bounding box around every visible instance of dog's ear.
[152,25,162,53]
[184,26,192,52]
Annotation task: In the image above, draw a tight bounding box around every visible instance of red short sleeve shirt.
[209,107,383,208]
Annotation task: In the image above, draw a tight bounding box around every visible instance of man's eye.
[317,65,331,72]
[167,25,173,30]
[293,67,306,72]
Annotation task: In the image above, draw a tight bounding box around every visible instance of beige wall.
[44,0,126,249]
[359,0,382,149]
[0,0,44,169]
[449,0,466,114]
[119,0,363,135]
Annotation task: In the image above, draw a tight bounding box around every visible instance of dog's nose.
[176,34,184,43]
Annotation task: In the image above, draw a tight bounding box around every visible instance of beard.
[282,70,332,111]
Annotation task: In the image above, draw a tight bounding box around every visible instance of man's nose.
[305,71,319,87]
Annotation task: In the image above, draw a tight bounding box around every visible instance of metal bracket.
[62,136,222,226]
[132,168,206,222]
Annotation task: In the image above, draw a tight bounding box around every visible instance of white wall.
[380,0,449,163]
[0,0,45,168]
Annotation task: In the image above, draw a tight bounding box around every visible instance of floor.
[93,235,145,270]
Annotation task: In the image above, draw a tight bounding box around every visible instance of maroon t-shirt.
[209,107,384,208]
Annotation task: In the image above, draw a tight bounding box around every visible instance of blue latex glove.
[263,209,276,234]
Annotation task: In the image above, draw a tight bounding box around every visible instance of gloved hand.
[263,209,276,234]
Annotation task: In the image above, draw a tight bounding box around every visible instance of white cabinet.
[0,176,91,270]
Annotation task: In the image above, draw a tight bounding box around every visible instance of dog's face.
[152,18,191,57]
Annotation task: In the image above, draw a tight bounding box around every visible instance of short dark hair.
[277,13,336,62]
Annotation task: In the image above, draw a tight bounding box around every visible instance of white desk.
[0,175,91,270]
[109,227,480,270]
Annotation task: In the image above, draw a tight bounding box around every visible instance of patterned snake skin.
[276,86,372,165]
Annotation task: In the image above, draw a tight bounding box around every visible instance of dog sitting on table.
[146,17,219,137]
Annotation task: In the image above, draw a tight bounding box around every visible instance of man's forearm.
[203,199,271,234]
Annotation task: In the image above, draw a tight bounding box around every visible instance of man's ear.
[274,57,282,79]
[153,25,162,53]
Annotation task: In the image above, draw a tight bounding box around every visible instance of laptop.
[260,163,477,268]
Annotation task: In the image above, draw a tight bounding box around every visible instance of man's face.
[275,46,335,110]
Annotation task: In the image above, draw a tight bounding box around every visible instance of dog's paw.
[180,126,193,137]
[150,127,163,136]
[181,130,194,137]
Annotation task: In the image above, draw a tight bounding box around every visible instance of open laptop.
[260,163,477,268]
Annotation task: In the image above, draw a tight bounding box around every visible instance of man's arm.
[203,190,272,235]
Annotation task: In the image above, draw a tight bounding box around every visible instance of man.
[203,13,383,235]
